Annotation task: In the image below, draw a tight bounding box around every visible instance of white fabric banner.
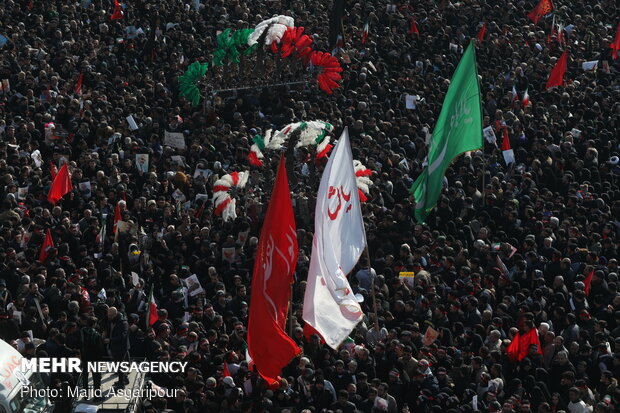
[303,128,366,349]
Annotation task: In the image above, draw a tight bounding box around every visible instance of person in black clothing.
[106,306,129,388]
[80,316,105,395]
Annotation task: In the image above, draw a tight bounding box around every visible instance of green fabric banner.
[410,42,483,223]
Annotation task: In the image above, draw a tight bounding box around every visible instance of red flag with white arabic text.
[247,155,301,389]
[39,228,54,263]
[527,0,552,24]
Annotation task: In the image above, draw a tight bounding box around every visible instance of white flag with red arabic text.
[303,128,367,349]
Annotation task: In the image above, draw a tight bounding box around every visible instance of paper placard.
[237,230,249,246]
[483,126,497,145]
[164,131,186,149]
[18,187,28,200]
[30,150,42,167]
[193,168,212,179]
[131,272,140,287]
[582,60,598,71]
[186,274,204,297]
[136,154,149,173]
[422,326,439,346]
[399,271,415,287]
[126,115,139,130]
[78,181,91,198]
[171,189,186,203]
[170,155,184,165]
[222,247,236,263]
[405,94,417,110]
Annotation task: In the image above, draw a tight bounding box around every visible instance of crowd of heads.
[0,0,619,412]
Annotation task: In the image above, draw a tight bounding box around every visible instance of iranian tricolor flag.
[96,216,106,246]
[511,85,519,107]
[522,89,530,107]
[302,128,367,349]
[361,22,369,45]
[502,128,515,165]
[146,285,157,329]
[113,202,121,234]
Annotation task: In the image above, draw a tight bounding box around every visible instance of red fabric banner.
[247,155,301,388]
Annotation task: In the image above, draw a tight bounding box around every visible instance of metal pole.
[364,245,380,330]
[288,285,294,337]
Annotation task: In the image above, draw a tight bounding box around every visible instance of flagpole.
[364,245,380,330]
[288,285,294,337]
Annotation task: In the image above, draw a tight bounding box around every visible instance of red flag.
[75,73,84,95]
[113,202,122,234]
[583,269,594,296]
[611,22,620,60]
[507,329,543,362]
[476,22,487,42]
[408,17,419,35]
[110,0,123,20]
[28,0,33,11]
[39,228,54,263]
[506,332,520,362]
[47,164,72,205]
[545,50,567,89]
[247,155,301,389]
[361,22,369,45]
[518,328,543,361]
[528,0,553,24]
[49,161,58,180]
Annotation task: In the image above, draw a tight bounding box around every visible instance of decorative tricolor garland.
[212,171,250,222]
[248,15,295,47]
[177,17,343,106]
[353,160,373,202]
[212,28,256,66]
[248,121,334,167]
[309,51,343,95]
[178,61,208,106]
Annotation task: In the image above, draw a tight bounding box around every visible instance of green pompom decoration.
[178,61,208,106]
[212,28,256,66]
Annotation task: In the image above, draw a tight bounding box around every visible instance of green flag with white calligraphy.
[410,42,482,223]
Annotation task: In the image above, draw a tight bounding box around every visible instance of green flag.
[410,42,482,223]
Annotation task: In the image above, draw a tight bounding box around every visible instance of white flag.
[303,128,366,349]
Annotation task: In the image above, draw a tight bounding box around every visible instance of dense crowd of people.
[0,0,619,413]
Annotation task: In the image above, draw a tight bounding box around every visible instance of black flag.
[328,0,346,51]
